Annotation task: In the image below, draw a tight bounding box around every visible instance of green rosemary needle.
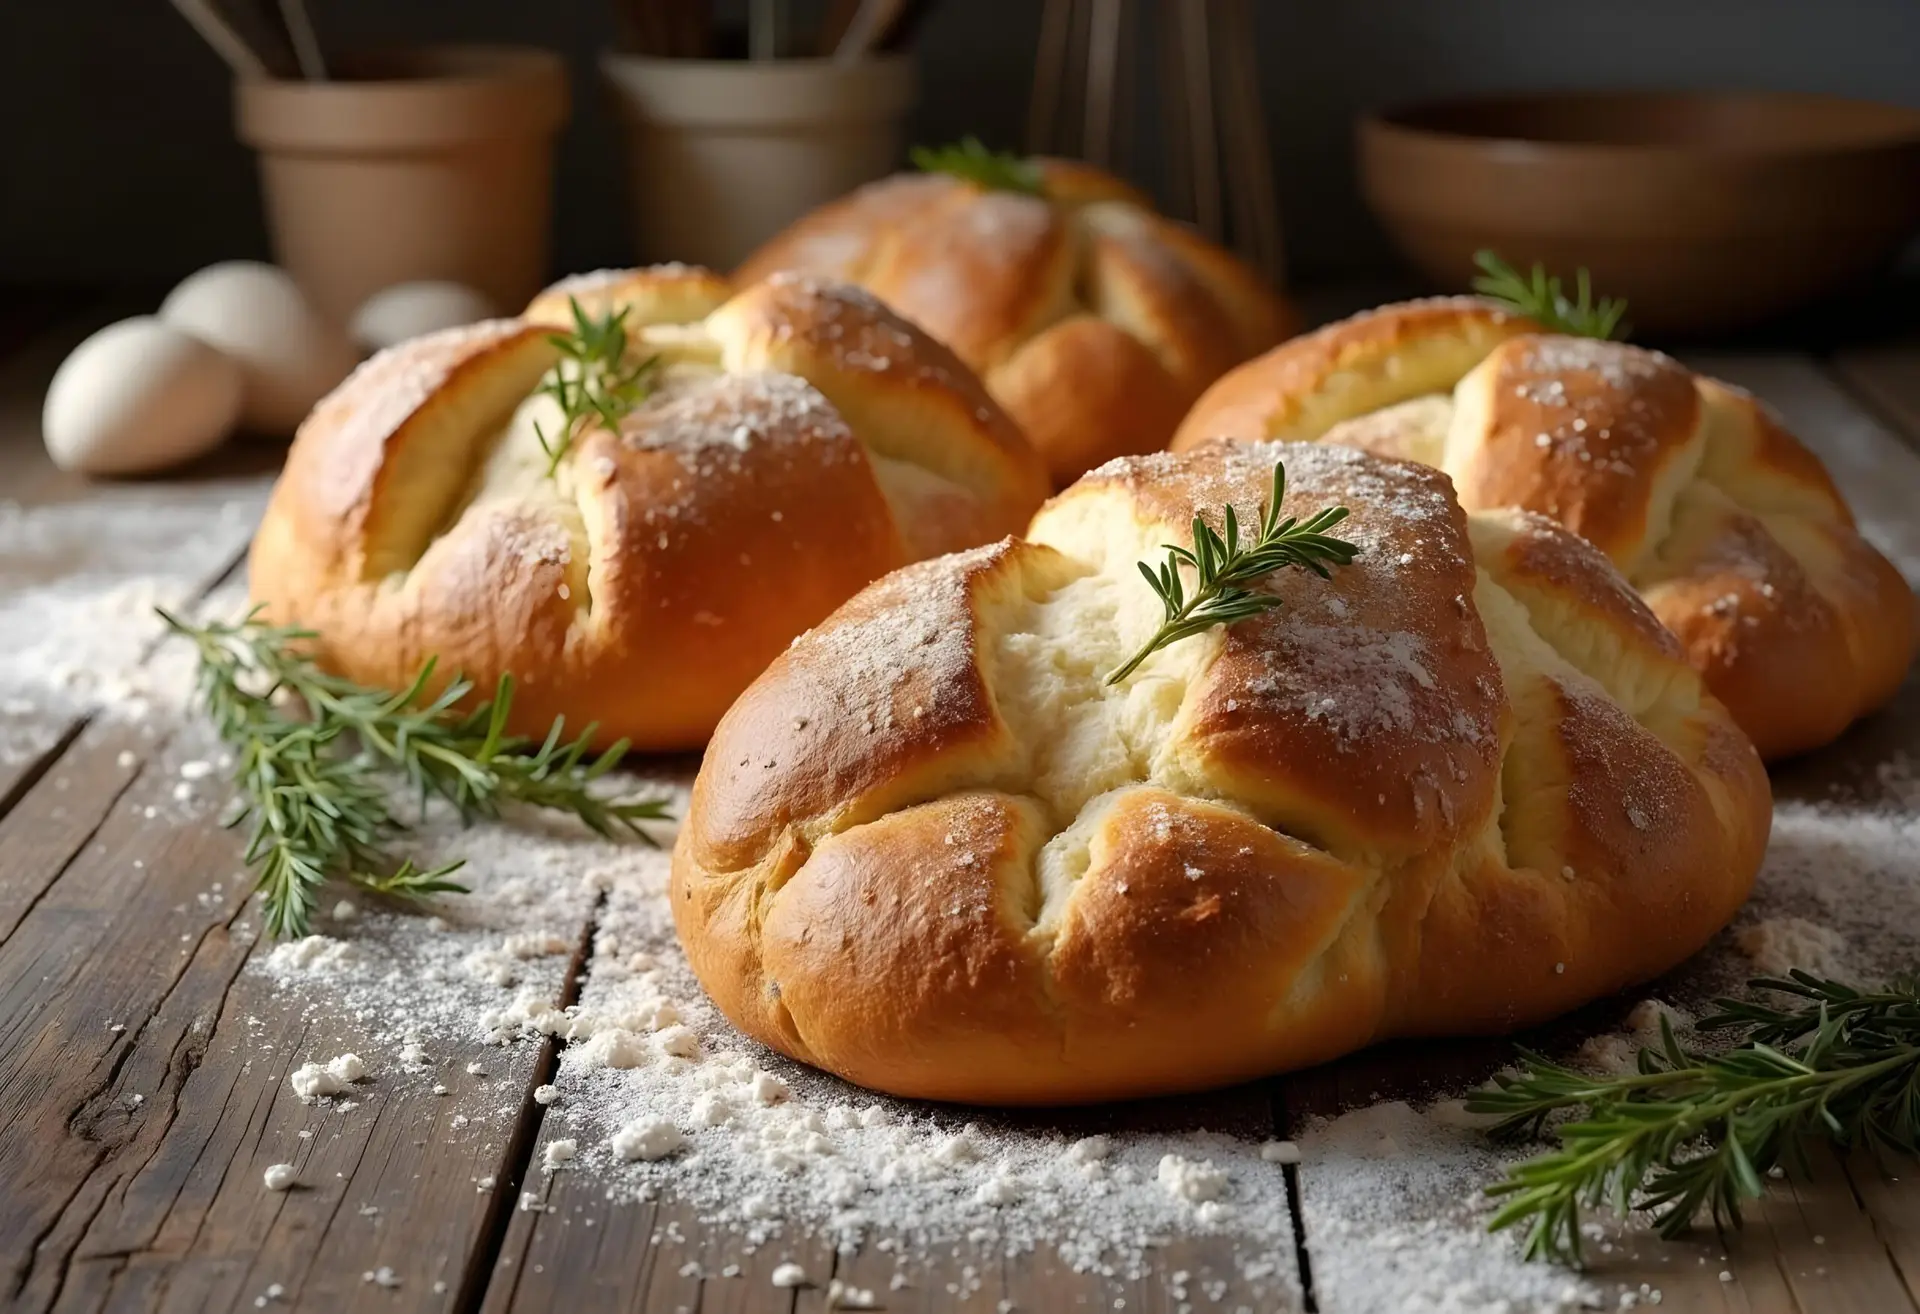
[159,607,672,938]
[1471,250,1631,341]
[534,295,661,476]
[1107,459,1359,685]
[910,136,1046,196]
[1470,970,1920,1268]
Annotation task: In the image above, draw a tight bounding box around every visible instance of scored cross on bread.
[1173,300,1916,759]
[737,159,1294,486]
[248,268,1049,750]
[672,440,1770,1105]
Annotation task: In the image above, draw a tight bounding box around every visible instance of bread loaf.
[737,159,1294,486]
[1174,300,1916,759]
[248,268,1049,750]
[671,439,1770,1104]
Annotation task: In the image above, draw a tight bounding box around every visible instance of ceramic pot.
[237,46,569,323]
[601,53,916,270]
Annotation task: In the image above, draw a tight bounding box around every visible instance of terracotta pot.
[1359,91,1920,336]
[237,47,569,325]
[601,53,916,270]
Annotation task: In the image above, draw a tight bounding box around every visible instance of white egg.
[350,281,499,353]
[160,261,356,435]
[42,317,243,475]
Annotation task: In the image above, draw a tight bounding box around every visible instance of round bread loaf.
[248,267,1050,751]
[735,159,1295,487]
[672,439,1771,1104]
[1173,300,1916,759]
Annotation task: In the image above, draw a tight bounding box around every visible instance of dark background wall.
[5,1,1918,290]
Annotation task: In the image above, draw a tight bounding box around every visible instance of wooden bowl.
[1359,91,1920,335]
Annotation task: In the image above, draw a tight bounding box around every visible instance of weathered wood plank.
[0,708,606,1314]
[0,543,614,1314]
[1831,341,1920,454]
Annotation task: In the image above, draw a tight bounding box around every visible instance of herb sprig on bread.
[1108,459,1359,683]
[910,137,1046,196]
[534,296,661,476]
[1472,250,1631,341]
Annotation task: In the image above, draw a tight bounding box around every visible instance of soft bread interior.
[1268,334,1504,442]
[378,279,1042,616]
[361,334,559,580]
[1321,394,1453,466]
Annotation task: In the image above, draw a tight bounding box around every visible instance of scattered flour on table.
[1295,1101,1600,1314]
[218,739,1920,1312]
[0,485,267,764]
[233,783,1298,1303]
[1735,916,1851,978]
[1574,999,1693,1077]
[519,853,1301,1298]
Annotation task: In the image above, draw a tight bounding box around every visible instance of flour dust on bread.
[1174,300,1917,759]
[736,158,1295,486]
[247,267,1050,752]
[671,440,1771,1105]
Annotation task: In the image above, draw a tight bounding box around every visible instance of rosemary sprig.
[1106,460,1359,684]
[910,136,1046,196]
[534,296,661,476]
[1471,250,1631,341]
[159,607,672,938]
[1469,970,1920,1267]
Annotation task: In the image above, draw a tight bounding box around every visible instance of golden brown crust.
[672,440,1771,1104]
[736,162,1293,486]
[1176,300,1918,758]
[1172,297,1538,449]
[248,268,1051,751]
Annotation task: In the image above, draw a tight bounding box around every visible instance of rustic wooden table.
[1,295,1917,1314]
